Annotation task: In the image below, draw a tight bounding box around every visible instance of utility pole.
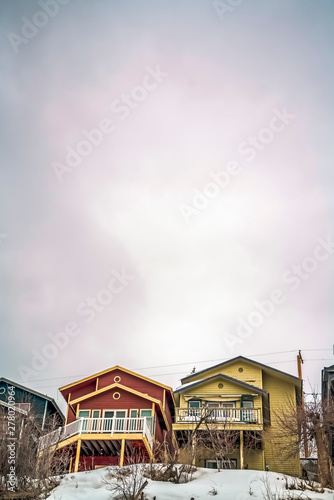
[297,350,309,458]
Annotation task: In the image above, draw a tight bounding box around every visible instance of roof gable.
[181,356,301,387]
[60,365,173,395]
[174,373,267,395]
[0,377,64,419]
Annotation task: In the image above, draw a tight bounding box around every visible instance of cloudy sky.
[1,0,334,412]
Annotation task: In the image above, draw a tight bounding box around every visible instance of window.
[206,402,236,420]
[207,402,220,408]
[242,400,254,408]
[186,400,202,419]
[91,410,100,431]
[129,410,139,430]
[114,410,126,431]
[188,400,201,408]
[140,410,152,417]
[78,410,90,431]
[241,399,255,421]
[140,410,153,433]
[205,459,237,469]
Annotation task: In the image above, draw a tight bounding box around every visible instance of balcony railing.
[38,417,154,451]
[175,407,261,424]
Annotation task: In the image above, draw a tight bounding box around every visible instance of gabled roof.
[0,377,64,419]
[60,365,174,395]
[70,382,162,405]
[69,382,170,431]
[174,373,268,395]
[323,364,334,372]
[181,356,302,387]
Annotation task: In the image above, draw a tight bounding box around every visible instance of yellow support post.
[120,439,125,467]
[74,439,82,472]
[240,430,244,470]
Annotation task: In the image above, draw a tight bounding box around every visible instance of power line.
[27,356,333,391]
[23,349,302,385]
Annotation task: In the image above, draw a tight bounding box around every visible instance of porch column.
[240,430,244,470]
[120,439,125,467]
[74,439,82,473]
[191,434,196,466]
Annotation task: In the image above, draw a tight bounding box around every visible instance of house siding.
[262,372,300,476]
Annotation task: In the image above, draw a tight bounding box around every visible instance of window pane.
[78,411,90,418]
[141,410,152,417]
[130,410,138,418]
[104,411,114,418]
[188,401,201,408]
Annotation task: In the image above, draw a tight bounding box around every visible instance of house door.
[102,410,127,432]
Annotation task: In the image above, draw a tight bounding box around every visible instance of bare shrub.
[102,464,148,500]
[0,406,70,499]
[261,474,312,500]
[273,394,334,488]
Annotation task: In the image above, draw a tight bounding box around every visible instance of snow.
[48,466,334,500]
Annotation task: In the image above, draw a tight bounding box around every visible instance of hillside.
[48,466,334,500]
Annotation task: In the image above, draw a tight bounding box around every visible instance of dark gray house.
[0,377,64,430]
[321,364,334,463]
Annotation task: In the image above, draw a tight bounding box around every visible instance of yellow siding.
[178,377,263,415]
[244,449,264,471]
[262,372,300,476]
[187,360,263,389]
[193,447,263,471]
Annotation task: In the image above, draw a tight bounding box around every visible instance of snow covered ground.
[48,466,334,500]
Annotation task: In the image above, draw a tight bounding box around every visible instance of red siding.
[64,380,96,402]
[79,388,153,413]
[98,369,165,400]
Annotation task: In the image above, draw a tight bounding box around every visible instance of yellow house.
[173,356,302,475]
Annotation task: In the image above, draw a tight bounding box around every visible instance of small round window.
[113,392,121,400]
[218,383,224,389]
[114,376,121,383]
[238,367,244,373]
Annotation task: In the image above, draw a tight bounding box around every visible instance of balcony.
[175,407,262,425]
[38,417,154,451]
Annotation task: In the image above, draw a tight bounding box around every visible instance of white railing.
[38,417,154,451]
[175,407,261,424]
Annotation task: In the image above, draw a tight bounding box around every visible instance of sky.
[0,0,334,413]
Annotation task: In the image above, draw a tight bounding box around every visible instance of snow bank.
[48,467,334,500]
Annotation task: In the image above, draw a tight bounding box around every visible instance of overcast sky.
[1,0,334,412]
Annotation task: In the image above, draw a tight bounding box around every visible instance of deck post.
[240,430,244,470]
[74,438,82,473]
[120,439,125,467]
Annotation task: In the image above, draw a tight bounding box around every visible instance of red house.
[38,366,176,472]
